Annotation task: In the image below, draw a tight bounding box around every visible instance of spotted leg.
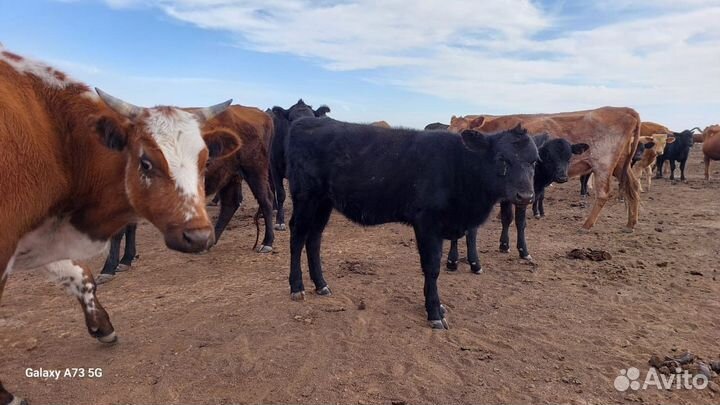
[46,260,116,344]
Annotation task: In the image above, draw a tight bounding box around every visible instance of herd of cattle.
[1,46,720,405]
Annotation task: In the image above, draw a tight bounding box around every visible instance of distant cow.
[655,128,701,181]
[269,99,330,230]
[633,134,674,192]
[424,122,449,131]
[447,134,588,271]
[702,125,720,180]
[286,118,538,329]
[449,107,641,232]
[0,48,236,405]
[371,120,391,128]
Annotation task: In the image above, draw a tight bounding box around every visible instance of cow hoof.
[439,304,448,316]
[446,260,458,271]
[469,263,483,274]
[520,254,533,261]
[9,396,28,405]
[97,331,118,345]
[534,214,541,219]
[274,224,287,231]
[316,286,332,296]
[116,263,131,272]
[429,318,450,330]
[621,227,634,234]
[499,246,510,253]
[290,291,305,301]
[256,245,272,253]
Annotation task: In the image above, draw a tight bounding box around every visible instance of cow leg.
[288,199,318,300]
[679,159,688,182]
[465,227,482,274]
[633,166,645,193]
[271,165,287,231]
[243,167,275,253]
[668,160,676,181]
[100,230,123,276]
[515,204,531,260]
[499,201,513,253]
[446,238,459,271]
[655,156,665,179]
[0,253,25,405]
[213,177,242,244]
[306,199,333,295]
[579,174,591,198]
[536,189,546,218]
[582,171,611,229]
[413,225,447,329]
[118,224,137,270]
[704,155,711,180]
[46,260,116,343]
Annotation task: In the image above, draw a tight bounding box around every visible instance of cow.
[424,122,449,131]
[449,107,641,232]
[97,105,275,283]
[633,134,674,192]
[655,128,702,181]
[702,125,720,180]
[269,99,330,231]
[286,118,539,329]
[371,120,391,128]
[0,48,238,405]
[447,134,588,272]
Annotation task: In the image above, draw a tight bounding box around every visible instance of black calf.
[287,118,539,329]
[269,100,330,231]
[447,136,588,271]
[656,128,700,181]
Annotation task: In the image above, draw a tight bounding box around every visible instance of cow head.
[461,124,539,205]
[536,138,589,184]
[273,99,331,122]
[640,134,673,156]
[667,129,696,154]
[94,89,239,253]
[449,115,485,133]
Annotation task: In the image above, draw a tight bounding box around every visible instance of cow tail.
[619,114,641,227]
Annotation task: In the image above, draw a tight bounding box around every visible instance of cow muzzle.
[165,226,215,253]
[513,192,534,206]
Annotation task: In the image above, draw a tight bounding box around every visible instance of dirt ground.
[2,148,720,405]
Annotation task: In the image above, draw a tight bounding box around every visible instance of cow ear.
[643,141,655,149]
[95,115,127,151]
[315,105,331,117]
[461,129,490,151]
[571,143,589,155]
[271,106,288,119]
[666,137,676,144]
[204,128,242,159]
[469,116,485,128]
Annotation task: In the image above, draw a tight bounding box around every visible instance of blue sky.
[1,1,719,129]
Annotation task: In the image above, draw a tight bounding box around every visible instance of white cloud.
[92,0,720,129]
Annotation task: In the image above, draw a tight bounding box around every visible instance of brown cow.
[702,125,720,180]
[371,120,391,128]
[196,105,276,252]
[449,107,641,231]
[632,122,674,192]
[0,48,238,405]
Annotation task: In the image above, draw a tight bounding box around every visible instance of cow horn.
[194,99,233,122]
[95,88,143,119]
[689,127,702,133]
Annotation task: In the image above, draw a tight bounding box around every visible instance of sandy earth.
[2,148,720,405]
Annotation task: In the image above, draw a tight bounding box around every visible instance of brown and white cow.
[633,122,674,192]
[449,107,641,231]
[0,48,238,405]
[702,125,720,180]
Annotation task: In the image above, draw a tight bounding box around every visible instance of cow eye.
[140,157,153,173]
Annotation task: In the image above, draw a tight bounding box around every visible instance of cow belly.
[10,216,108,272]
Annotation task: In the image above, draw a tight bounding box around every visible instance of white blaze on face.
[145,108,206,220]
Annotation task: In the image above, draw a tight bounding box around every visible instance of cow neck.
[456,142,499,224]
[45,86,136,241]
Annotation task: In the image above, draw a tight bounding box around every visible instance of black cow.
[286,118,539,329]
[269,99,330,230]
[655,128,701,181]
[95,224,137,284]
[424,122,449,131]
[447,135,588,272]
